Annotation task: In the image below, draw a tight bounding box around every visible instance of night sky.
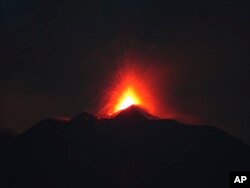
[1,0,250,143]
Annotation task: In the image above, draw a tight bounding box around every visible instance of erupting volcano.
[114,87,141,112]
[99,61,161,117]
[103,71,155,116]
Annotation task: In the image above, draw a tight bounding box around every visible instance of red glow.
[99,62,158,116]
[96,52,205,125]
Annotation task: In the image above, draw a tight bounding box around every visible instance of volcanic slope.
[1,106,249,188]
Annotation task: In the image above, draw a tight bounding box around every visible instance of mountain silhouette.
[1,106,249,188]
[0,128,18,147]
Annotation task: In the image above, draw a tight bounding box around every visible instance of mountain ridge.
[1,106,249,188]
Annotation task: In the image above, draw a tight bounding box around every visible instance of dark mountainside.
[0,128,18,147]
[1,106,250,188]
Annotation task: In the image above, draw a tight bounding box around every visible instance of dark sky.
[1,0,250,143]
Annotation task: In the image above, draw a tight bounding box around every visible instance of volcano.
[1,106,249,188]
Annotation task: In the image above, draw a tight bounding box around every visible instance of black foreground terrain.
[1,106,249,188]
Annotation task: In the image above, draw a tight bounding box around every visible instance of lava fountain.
[98,59,161,117]
[114,87,141,112]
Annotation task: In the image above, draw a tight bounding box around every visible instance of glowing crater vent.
[115,87,141,112]
[100,63,158,116]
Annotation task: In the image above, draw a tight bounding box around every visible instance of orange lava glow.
[114,87,141,112]
[99,62,159,116]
